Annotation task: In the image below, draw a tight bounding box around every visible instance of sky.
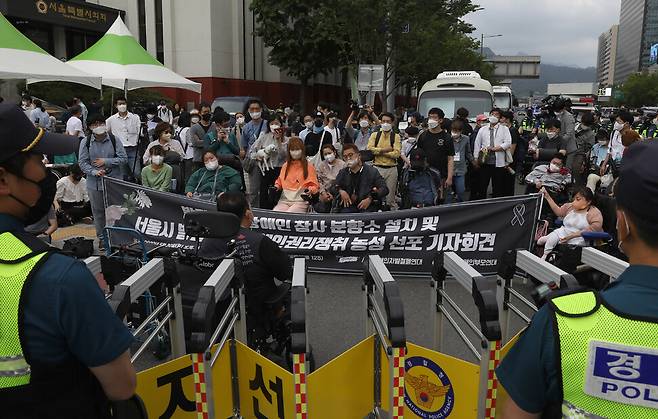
[464,0,622,68]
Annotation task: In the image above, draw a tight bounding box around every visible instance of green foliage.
[619,72,658,108]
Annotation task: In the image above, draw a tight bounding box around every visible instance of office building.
[597,25,618,86]
[614,0,658,83]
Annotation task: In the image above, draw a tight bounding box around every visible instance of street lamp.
[480,34,503,57]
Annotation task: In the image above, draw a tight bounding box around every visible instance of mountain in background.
[482,48,597,96]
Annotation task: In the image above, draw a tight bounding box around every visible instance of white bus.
[417,71,494,120]
[493,85,513,110]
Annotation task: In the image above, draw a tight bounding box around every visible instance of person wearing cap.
[400,148,443,209]
[303,111,333,158]
[0,103,136,418]
[497,140,658,418]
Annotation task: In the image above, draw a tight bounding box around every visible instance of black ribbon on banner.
[102,177,540,276]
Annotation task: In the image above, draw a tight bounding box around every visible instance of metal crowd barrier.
[84,256,102,276]
[496,249,578,342]
[107,257,186,363]
[432,252,502,419]
[580,247,629,282]
[363,255,406,419]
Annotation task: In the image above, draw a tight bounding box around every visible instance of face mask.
[270,125,281,131]
[549,163,561,172]
[407,137,416,143]
[489,116,499,125]
[314,120,323,128]
[346,159,358,168]
[146,114,155,120]
[290,150,303,160]
[305,121,314,129]
[151,155,164,165]
[161,133,172,142]
[236,117,245,125]
[313,125,324,134]
[324,153,336,162]
[381,123,392,132]
[598,140,608,145]
[428,119,440,129]
[201,113,211,122]
[250,111,261,120]
[547,132,558,139]
[191,116,200,124]
[205,160,219,171]
[360,120,370,128]
[451,132,461,139]
[92,125,107,135]
[10,170,57,226]
[614,121,624,131]
[117,104,127,113]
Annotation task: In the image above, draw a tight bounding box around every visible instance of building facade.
[597,25,618,87]
[614,0,658,84]
[1,0,345,109]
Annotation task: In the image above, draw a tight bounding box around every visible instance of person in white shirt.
[66,105,85,140]
[157,100,173,124]
[73,96,88,128]
[323,112,342,149]
[106,97,142,180]
[174,111,194,182]
[473,113,512,198]
[54,164,91,225]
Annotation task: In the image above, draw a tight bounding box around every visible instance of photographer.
[345,103,380,150]
[199,192,292,330]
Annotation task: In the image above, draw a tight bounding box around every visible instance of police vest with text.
[550,290,658,419]
[0,231,111,418]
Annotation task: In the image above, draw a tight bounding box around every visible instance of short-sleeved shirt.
[1,214,134,367]
[496,265,658,414]
[66,116,85,140]
[418,130,454,177]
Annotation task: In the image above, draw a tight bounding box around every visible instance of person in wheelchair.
[586,129,616,193]
[272,137,319,213]
[533,118,567,163]
[198,192,292,349]
[399,148,443,209]
[525,153,571,195]
[537,186,603,259]
[331,143,389,213]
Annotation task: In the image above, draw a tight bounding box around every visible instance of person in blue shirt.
[497,140,658,418]
[0,103,135,418]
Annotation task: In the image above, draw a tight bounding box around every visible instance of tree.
[250,1,342,111]
[618,72,658,108]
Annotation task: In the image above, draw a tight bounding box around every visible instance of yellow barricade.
[494,332,522,419]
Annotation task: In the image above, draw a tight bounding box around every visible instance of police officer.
[199,192,292,330]
[0,104,136,418]
[497,140,658,418]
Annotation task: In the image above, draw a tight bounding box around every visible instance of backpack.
[403,167,442,207]
[374,130,397,148]
[85,133,117,156]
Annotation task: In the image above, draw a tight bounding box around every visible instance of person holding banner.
[185,150,242,201]
[497,141,658,418]
[273,137,319,213]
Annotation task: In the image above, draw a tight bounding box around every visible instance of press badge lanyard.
[193,170,219,195]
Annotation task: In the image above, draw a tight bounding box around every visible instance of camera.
[349,100,360,112]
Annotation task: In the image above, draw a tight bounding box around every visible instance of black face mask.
[201,113,211,122]
[10,170,57,226]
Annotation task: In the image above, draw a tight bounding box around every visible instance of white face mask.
[547,131,558,139]
[489,116,499,125]
[324,153,336,162]
[305,121,314,129]
[346,159,358,168]
[290,150,303,160]
[407,137,416,143]
[428,119,440,129]
[451,132,461,139]
[359,120,370,128]
[92,125,107,135]
[205,160,219,171]
[270,124,281,131]
[236,117,245,125]
[151,155,164,165]
[381,123,392,132]
[161,133,171,142]
[614,121,625,131]
[549,163,561,172]
[598,140,608,145]
[117,104,127,113]
[250,111,261,120]
[146,114,155,120]
[191,116,200,124]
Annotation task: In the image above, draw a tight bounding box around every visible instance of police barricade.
[496,249,578,343]
[431,251,502,419]
[579,247,629,282]
[84,256,102,276]
[108,257,187,363]
[290,258,311,418]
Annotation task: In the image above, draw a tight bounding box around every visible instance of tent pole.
[99,85,104,116]
[123,80,128,100]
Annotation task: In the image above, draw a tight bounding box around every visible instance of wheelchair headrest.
[184,211,241,239]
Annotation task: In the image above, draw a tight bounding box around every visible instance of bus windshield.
[494,93,512,110]
[418,90,493,119]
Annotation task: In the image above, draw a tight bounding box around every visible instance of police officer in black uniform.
[0,104,136,419]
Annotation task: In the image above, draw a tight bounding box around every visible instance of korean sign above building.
[0,0,121,32]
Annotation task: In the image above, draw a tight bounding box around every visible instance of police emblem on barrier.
[404,356,454,418]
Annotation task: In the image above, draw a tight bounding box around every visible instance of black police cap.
[616,140,658,223]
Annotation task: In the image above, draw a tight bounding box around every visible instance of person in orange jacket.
[274,137,319,213]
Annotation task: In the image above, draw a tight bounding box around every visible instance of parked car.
[211,96,271,122]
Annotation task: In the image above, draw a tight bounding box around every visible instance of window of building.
[137,0,147,49]
[65,30,102,59]
[155,0,164,63]
[10,18,53,55]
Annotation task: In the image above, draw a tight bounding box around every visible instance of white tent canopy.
[0,12,100,89]
[68,17,201,93]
